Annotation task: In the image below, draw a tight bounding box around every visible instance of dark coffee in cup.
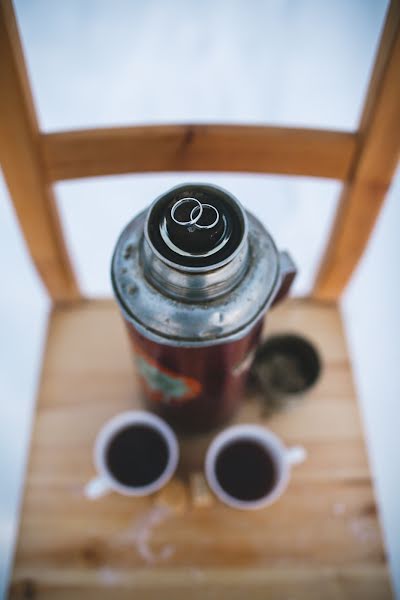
[106,424,169,487]
[215,439,277,502]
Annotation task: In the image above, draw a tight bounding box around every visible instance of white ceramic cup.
[84,411,179,499]
[205,424,306,510]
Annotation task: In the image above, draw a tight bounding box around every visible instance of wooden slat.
[0,0,80,302]
[9,299,391,598]
[41,125,357,182]
[313,0,400,300]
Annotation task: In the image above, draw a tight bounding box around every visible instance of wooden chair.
[1,0,399,598]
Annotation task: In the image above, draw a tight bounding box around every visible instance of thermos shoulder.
[112,211,281,347]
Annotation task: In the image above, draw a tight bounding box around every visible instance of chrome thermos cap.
[111,183,295,346]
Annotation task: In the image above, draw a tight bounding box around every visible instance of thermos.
[111,183,296,433]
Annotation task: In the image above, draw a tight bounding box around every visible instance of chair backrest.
[1,0,399,303]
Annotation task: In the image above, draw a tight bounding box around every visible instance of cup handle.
[286,446,307,466]
[84,476,110,500]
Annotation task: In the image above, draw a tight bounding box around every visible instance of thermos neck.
[142,184,250,302]
[142,234,249,301]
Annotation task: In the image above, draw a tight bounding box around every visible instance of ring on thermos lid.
[190,203,220,230]
[171,197,203,227]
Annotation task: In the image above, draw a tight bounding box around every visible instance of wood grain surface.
[41,125,356,182]
[313,0,400,300]
[9,300,392,599]
[0,0,80,302]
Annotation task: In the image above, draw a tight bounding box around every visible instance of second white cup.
[205,424,305,510]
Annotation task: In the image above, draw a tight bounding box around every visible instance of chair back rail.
[0,0,399,303]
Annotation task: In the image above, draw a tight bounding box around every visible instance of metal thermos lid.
[146,185,247,271]
[111,183,284,347]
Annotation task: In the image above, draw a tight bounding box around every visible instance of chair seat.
[9,299,391,599]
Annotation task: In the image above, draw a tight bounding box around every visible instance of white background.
[1,0,399,597]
